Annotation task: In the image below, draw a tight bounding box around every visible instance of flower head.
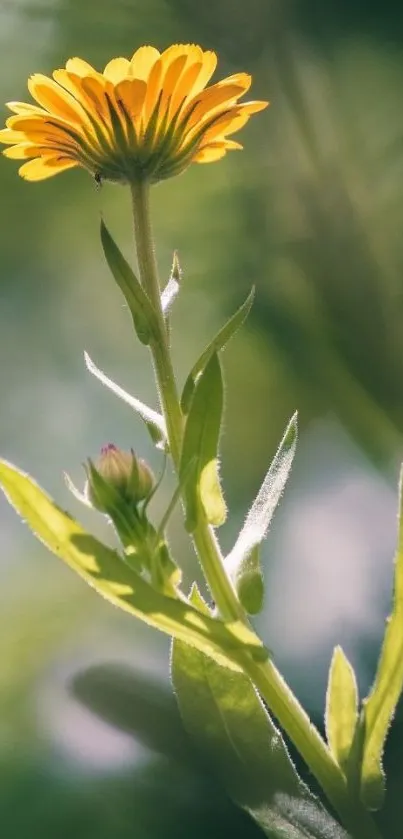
[0,44,268,183]
[85,444,154,512]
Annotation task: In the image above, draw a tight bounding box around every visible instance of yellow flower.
[0,44,268,183]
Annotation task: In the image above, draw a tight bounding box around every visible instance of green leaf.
[0,458,266,671]
[181,287,255,414]
[226,412,297,614]
[179,352,226,531]
[172,640,350,839]
[72,663,193,765]
[84,351,167,449]
[360,465,403,811]
[233,545,264,616]
[161,250,181,316]
[100,219,158,345]
[325,646,358,777]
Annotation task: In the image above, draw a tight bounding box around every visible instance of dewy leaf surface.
[84,351,167,448]
[0,459,265,672]
[325,646,358,777]
[172,639,350,839]
[180,287,255,414]
[226,412,297,613]
[180,352,226,531]
[360,465,403,810]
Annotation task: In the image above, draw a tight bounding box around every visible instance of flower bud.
[86,444,154,512]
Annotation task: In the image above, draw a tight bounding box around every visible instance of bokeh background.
[1,0,403,835]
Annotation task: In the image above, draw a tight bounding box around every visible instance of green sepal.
[85,351,167,449]
[171,640,350,839]
[179,352,226,532]
[325,646,359,779]
[0,458,266,671]
[226,412,297,615]
[360,465,403,810]
[151,540,182,597]
[180,287,255,414]
[100,219,158,345]
[84,460,149,572]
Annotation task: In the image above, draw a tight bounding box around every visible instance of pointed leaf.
[172,640,350,839]
[84,351,167,448]
[181,287,255,414]
[226,413,297,614]
[100,219,158,345]
[360,465,403,810]
[0,459,267,671]
[179,352,226,531]
[161,251,181,316]
[325,646,358,777]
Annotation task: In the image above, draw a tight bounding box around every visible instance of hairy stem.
[129,178,383,839]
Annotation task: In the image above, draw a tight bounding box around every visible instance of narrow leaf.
[161,251,181,315]
[0,459,267,671]
[172,640,350,839]
[181,287,255,414]
[325,646,358,777]
[226,412,297,614]
[84,351,167,448]
[179,352,226,531]
[360,465,403,810]
[100,219,158,345]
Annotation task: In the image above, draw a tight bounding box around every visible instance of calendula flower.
[0,44,268,183]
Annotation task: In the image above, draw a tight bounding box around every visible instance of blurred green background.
[1,0,403,835]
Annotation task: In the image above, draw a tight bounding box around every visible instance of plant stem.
[244,655,383,839]
[129,178,383,839]
[130,179,244,623]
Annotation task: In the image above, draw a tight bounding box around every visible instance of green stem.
[244,655,382,839]
[129,178,383,839]
[130,179,244,622]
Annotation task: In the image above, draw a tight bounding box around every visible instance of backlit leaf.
[360,465,403,810]
[180,353,226,531]
[84,351,167,448]
[181,287,255,414]
[325,646,358,777]
[100,219,158,345]
[172,639,350,839]
[0,459,266,672]
[226,412,297,614]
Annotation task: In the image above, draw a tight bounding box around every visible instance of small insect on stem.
[94,172,103,188]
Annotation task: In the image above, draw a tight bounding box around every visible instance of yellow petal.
[65,57,97,77]
[6,101,47,115]
[28,74,87,124]
[0,128,25,144]
[184,84,248,132]
[189,50,217,97]
[114,78,147,117]
[129,46,160,80]
[103,57,131,83]
[19,156,78,181]
[193,144,227,163]
[160,54,188,98]
[80,76,111,123]
[3,143,43,159]
[168,61,203,118]
[141,58,163,126]
[216,72,252,93]
[52,70,99,115]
